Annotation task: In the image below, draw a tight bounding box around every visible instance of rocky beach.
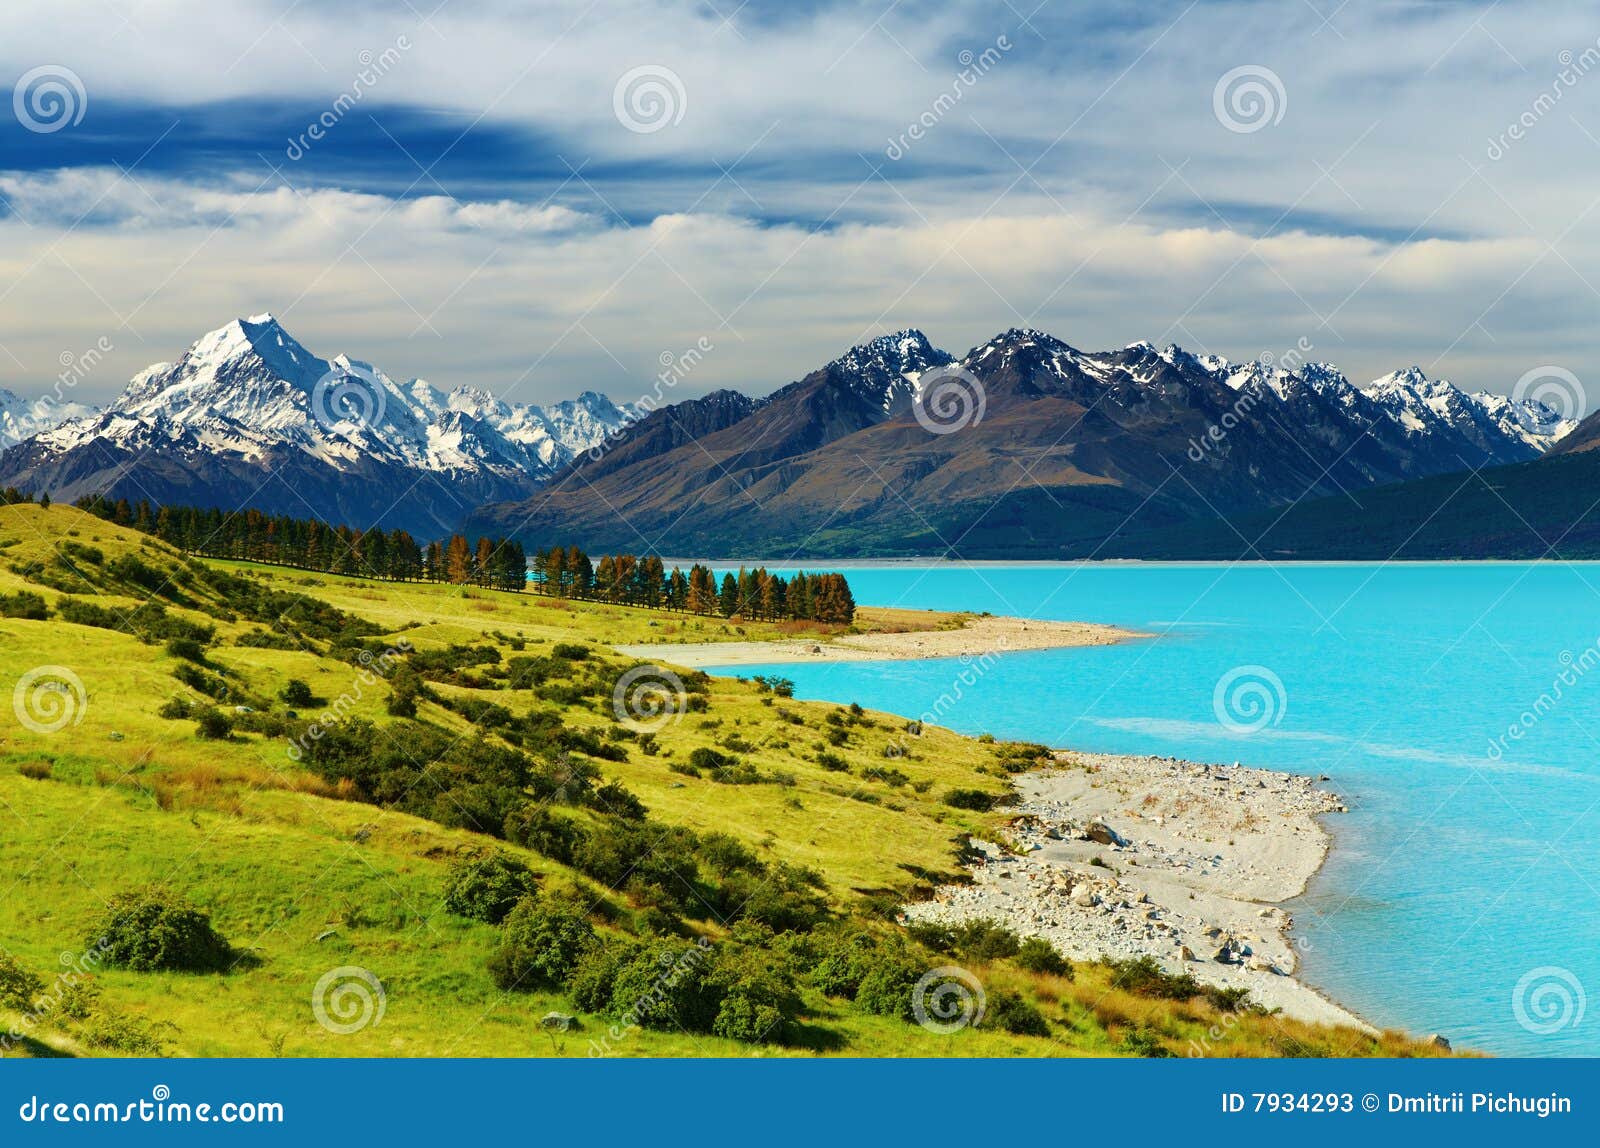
[904,751,1371,1032]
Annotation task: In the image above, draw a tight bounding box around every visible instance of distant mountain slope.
[1094,448,1600,560]
[469,328,1571,558]
[0,387,96,450]
[0,315,631,537]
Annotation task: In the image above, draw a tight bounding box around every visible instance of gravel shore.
[904,751,1371,1031]
[614,614,1139,667]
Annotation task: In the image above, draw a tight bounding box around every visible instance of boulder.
[540,1012,578,1032]
[1423,1033,1451,1051]
[1082,820,1125,847]
[1179,945,1197,961]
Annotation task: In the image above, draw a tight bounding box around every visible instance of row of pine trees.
[528,546,856,623]
[65,496,855,622]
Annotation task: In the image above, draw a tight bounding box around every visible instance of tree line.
[529,546,855,623]
[63,497,856,622]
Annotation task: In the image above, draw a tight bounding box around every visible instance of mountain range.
[0,315,632,538]
[0,316,1579,556]
[465,328,1574,557]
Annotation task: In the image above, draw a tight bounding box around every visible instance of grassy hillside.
[0,503,1442,1058]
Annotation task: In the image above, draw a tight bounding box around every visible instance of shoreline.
[612,613,1142,667]
[905,751,1374,1034]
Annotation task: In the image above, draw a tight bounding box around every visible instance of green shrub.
[488,898,596,991]
[604,940,720,1032]
[16,761,52,781]
[550,642,590,660]
[852,952,926,1021]
[79,1011,175,1055]
[1015,936,1072,977]
[164,636,207,662]
[87,891,234,972]
[942,788,995,811]
[688,747,732,772]
[0,590,49,620]
[442,851,537,924]
[156,696,193,720]
[567,938,639,1013]
[0,950,44,1010]
[281,679,315,707]
[1100,955,1253,1012]
[194,708,233,740]
[983,989,1050,1036]
[708,945,803,1044]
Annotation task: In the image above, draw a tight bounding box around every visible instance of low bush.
[0,950,44,1010]
[1014,936,1072,977]
[281,679,315,707]
[0,590,49,620]
[488,898,596,991]
[87,891,234,973]
[983,989,1050,1036]
[442,851,537,924]
[942,788,996,811]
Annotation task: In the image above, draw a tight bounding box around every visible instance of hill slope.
[0,504,1438,1057]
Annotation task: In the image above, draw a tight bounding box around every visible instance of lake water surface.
[724,563,1600,1056]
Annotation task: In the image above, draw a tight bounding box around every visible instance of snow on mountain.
[1365,366,1574,453]
[26,314,634,480]
[821,328,952,414]
[0,388,97,450]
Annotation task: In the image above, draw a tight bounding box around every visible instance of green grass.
[0,503,1449,1058]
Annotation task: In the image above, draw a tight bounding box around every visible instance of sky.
[1,0,1598,412]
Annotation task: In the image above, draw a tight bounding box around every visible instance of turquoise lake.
[722,563,1600,1056]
